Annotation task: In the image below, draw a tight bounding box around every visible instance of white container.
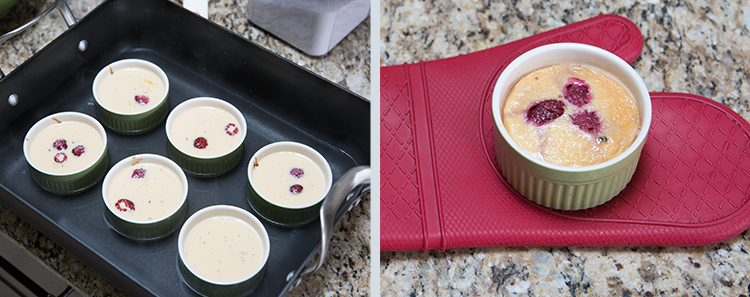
[247,0,369,56]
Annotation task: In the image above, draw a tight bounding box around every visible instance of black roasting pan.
[0,0,370,296]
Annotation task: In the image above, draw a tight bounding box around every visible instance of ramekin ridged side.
[494,128,643,210]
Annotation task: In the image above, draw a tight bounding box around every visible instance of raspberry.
[525,99,565,126]
[72,145,85,157]
[135,95,150,105]
[132,168,146,179]
[193,137,208,149]
[115,198,135,212]
[53,139,67,151]
[571,110,603,135]
[563,78,592,107]
[290,167,304,178]
[290,184,303,195]
[225,123,239,136]
[54,153,67,163]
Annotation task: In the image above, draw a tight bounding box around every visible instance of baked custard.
[502,64,640,167]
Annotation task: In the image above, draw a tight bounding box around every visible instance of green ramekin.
[102,154,188,241]
[0,0,18,16]
[491,43,652,210]
[92,59,170,135]
[178,205,269,297]
[246,141,333,228]
[165,97,247,178]
[23,112,109,195]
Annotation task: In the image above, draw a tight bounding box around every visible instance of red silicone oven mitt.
[380,15,750,251]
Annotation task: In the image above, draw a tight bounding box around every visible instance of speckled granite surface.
[0,0,370,296]
[381,0,750,296]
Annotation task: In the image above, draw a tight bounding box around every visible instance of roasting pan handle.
[0,0,77,78]
[283,166,370,293]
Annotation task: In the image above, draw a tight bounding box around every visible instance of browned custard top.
[502,64,640,167]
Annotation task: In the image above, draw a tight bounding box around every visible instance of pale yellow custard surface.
[169,106,242,157]
[107,161,183,221]
[502,64,640,167]
[251,151,326,207]
[184,216,264,282]
[28,121,103,173]
[97,67,165,113]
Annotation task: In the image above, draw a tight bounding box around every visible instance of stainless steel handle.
[302,165,370,277]
[0,0,77,78]
[283,165,370,293]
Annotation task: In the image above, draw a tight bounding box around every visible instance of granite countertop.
[381,0,750,296]
[0,0,370,296]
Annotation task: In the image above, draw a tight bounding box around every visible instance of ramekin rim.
[491,42,652,173]
[247,141,334,209]
[165,97,248,160]
[92,58,170,116]
[23,111,108,177]
[177,204,271,285]
[101,153,189,224]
